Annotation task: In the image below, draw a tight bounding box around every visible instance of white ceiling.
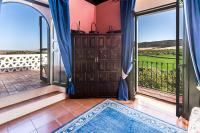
[3,0,177,13]
[135,0,176,12]
[13,0,177,12]
[36,0,177,12]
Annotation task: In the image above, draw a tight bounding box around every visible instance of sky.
[138,9,183,43]
[0,3,48,50]
[0,3,183,50]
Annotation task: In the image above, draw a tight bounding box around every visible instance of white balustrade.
[0,54,47,73]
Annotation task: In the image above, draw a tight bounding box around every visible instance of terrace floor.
[0,94,188,133]
[138,86,177,103]
[0,70,48,98]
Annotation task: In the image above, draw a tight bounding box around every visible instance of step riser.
[0,93,66,125]
[0,85,65,109]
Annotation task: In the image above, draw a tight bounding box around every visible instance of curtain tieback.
[122,70,128,79]
[197,85,200,92]
[68,77,72,82]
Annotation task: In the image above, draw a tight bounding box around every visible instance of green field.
[138,48,183,94]
[138,49,183,70]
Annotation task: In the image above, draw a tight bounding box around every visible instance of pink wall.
[69,0,121,33]
[96,0,121,33]
[69,0,96,33]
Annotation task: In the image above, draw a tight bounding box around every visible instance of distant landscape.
[139,40,183,48]
[0,50,40,55]
[138,40,183,94]
[138,40,183,70]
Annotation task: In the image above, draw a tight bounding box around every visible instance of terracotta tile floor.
[0,70,48,98]
[0,95,188,133]
[138,86,178,103]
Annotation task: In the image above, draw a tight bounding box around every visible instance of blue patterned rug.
[54,100,186,133]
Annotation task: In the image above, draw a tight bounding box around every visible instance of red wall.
[69,0,96,33]
[69,0,121,33]
[96,0,121,33]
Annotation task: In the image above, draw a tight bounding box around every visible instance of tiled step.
[0,85,65,109]
[0,87,66,125]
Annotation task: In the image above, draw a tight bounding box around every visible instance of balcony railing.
[0,54,47,73]
[138,60,183,94]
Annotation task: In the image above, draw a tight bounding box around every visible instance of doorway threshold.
[137,86,182,103]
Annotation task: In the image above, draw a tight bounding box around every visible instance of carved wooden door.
[72,34,121,98]
[73,35,87,97]
[85,36,97,97]
[97,34,121,97]
[73,35,97,97]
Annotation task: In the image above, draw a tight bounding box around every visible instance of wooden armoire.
[71,33,121,98]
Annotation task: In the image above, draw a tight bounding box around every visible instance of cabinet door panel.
[86,73,95,81]
[108,72,119,82]
[75,49,85,59]
[110,50,121,59]
[99,72,107,82]
[98,61,106,71]
[106,61,121,71]
[98,50,108,59]
[98,36,104,48]
[86,50,95,59]
[82,61,87,72]
[74,36,82,49]
[75,73,85,82]
[88,36,96,48]
[82,36,88,48]
[75,61,82,72]
[86,61,95,72]
[106,35,121,49]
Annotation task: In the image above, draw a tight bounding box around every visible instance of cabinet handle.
[96,57,99,62]
[95,57,97,62]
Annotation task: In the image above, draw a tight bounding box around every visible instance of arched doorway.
[0,2,50,97]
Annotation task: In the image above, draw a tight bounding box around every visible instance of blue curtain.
[184,0,200,85]
[49,0,75,94]
[118,0,135,100]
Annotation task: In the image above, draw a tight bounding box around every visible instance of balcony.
[0,54,48,98]
[138,60,183,103]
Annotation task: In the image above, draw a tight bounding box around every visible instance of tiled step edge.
[0,92,66,125]
[0,85,66,109]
